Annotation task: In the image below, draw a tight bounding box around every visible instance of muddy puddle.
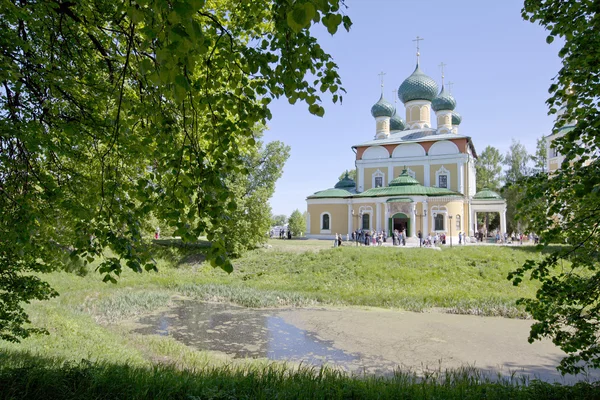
[133,301,396,374]
[133,300,599,382]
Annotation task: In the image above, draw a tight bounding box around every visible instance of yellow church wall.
[364,167,387,190]
[428,200,464,234]
[430,164,458,191]
[307,203,348,234]
[394,165,424,184]
[350,203,379,231]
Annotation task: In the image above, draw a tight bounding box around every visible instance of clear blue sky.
[263,0,562,217]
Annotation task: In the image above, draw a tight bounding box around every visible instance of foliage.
[475,145,504,191]
[0,0,351,341]
[533,136,548,174]
[271,214,288,227]
[2,356,600,400]
[501,140,533,234]
[509,0,600,374]
[503,139,532,185]
[287,209,305,236]
[338,169,356,182]
[219,136,290,256]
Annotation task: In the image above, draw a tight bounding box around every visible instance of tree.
[508,0,600,374]
[287,209,305,236]
[271,215,287,227]
[475,145,504,191]
[532,136,548,174]
[219,136,290,256]
[0,0,351,341]
[338,169,356,182]
[501,140,532,235]
[503,139,532,185]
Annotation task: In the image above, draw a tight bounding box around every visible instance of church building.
[305,49,507,242]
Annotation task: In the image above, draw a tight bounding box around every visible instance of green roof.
[307,188,352,199]
[432,85,456,112]
[389,170,420,186]
[371,94,395,118]
[387,197,413,203]
[473,189,503,200]
[356,185,460,198]
[398,63,438,103]
[452,111,462,125]
[334,172,356,189]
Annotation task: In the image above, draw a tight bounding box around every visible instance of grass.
[1,353,599,400]
[1,239,592,398]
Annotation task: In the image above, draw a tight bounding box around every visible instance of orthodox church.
[305,49,507,241]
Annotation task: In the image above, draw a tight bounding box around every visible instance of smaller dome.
[473,188,503,200]
[390,110,406,131]
[452,111,462,125]
[371,94,395,118]
[334,172,356,189]
[398,64,439,103]
[389,170,419,186]
[432,85,456,111]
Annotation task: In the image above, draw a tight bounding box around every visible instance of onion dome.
[390,110,406,131]
[452,111,462,125]
[370,94,395,118]
[473,189,503,200]
[334,172,356,189]
[398,64,439,103]
[389,170,419,186]
[432,85,456,111]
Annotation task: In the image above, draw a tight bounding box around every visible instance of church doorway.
[389,213,410,236]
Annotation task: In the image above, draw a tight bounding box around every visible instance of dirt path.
[277,307,598,383]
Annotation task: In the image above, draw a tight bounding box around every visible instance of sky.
[263,0,563,217]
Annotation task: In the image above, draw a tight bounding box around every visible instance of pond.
[133,301,397,374]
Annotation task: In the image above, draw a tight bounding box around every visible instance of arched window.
[362,213,370,230]
[455,215,461,230]
[321,213,330,230]
[434,214,444,231]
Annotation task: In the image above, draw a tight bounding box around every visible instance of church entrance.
[389,213,410,236]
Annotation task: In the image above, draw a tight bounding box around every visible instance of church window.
[438,174,448,188]
[362,213,370,230]
[321,214,330,230]
[372,169,385,189]
[434,214,444,231]
[456,215,461,230]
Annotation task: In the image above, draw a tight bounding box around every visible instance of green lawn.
[2,239,593,398]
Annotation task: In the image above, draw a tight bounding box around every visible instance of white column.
[388,164,394,184]
[347,204,353,235]
[424,163,430,187]
[500,208,507,235]
[384,205,389,234]
[410,204,416,237]
[457,161,464,194]
[306,212,311,233]
[376,203,381,232]
[423,201,429,235]
[468,202,473,237]
[359,166,364,192]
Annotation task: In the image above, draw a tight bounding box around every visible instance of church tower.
[397,38,438,129]
[370,76,395,139]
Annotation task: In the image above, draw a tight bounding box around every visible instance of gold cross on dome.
[447,81,455,93]
[378,71,386,93]
[438,62,447,85]
[412,36,424,62]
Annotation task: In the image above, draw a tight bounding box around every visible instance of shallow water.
[134,301,394,373]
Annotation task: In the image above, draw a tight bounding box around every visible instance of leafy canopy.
[508,0,600,374]
[287,209,305,236]
[0,0,351,341]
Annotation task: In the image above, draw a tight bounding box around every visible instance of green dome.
[334,172,356,189]
[452,111,462,125]
[390,110,406,131]
[371,94,395,118]
[398,64,438,103]
[473,189,503,200]
[389,170,420,186]
[432,85,456,112]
